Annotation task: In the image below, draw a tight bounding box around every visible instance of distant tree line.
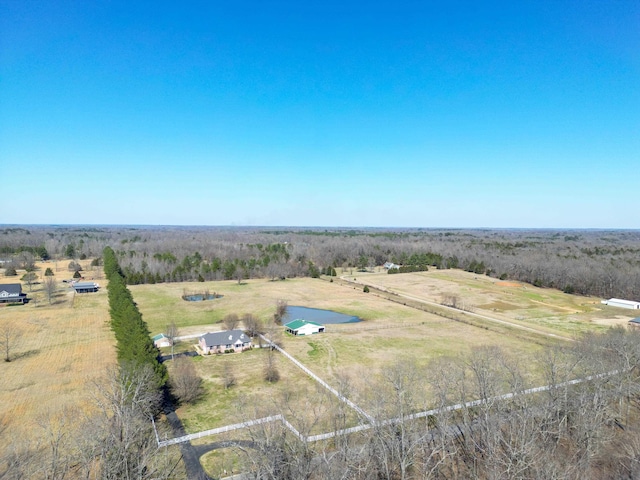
[2,227,640,300]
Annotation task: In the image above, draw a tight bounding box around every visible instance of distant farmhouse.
[0,284,27,304]
[72,282,100,293]
[601,298,640,310]
[199,330,252,354]
[383,261,400,270]
[284,319,325,336]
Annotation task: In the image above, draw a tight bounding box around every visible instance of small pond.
[283,306,361,324]
[182,294,224,302]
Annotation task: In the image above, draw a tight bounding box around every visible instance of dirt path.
[338,276,573,343]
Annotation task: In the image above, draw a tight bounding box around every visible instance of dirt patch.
[592,315,634,327]
[496,281,523,287]
[478,301,521,311]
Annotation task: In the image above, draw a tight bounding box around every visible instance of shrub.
[4,267,17,276]
[363,285,370,293]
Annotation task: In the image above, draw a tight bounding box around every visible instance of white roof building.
[601,298,640,310]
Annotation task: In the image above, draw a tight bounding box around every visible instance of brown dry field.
[131,277,556,436]
[348,269,634,335]
[0,260,114,452]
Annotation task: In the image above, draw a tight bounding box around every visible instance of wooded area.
[2,226,639,300]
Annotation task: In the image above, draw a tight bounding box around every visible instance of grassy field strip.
[159,363,619,447]
[339,276,574,343]
[259,334,374,422]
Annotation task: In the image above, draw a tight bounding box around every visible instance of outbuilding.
[0,284,26,304]
[152,333,172,348]
[72,282,100,293]
[601,298,640,310]
[628,318,640,328]
[284,319,325,336]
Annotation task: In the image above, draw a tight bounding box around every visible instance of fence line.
[158,363,618,447]
[258,334,374,422]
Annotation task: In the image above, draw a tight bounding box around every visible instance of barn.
[284,319,325,336]
[601,298,640,310]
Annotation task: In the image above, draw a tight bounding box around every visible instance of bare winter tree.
[222,359,236,389]
[242,313,263,337]
[91,363,174,480]
[222,313,240,331]
[274,299,288,325]
[165,321,179,359]
[170,356,203,405]
[20,272,37,292]
[43,276,57,305]
[0,324,23,362]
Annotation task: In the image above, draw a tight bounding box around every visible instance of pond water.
[183,294,224,302]
[283,306,360,324]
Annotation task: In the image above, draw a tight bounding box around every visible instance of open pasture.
[0,261,114,452]
[131,277,552,437]
[352,269,629,336]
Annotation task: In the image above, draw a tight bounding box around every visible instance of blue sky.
[1,1,638,227]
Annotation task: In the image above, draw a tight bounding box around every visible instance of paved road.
[164,407,212,480]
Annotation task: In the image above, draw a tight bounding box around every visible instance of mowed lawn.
[132,277,548,436]
[351,269,628,336]
[0,263,114,453]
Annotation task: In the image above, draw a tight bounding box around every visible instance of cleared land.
[0,261,114,453]
[129,274,616,438]
[348,269,633,335]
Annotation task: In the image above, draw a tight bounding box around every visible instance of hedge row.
[103,246,167,386]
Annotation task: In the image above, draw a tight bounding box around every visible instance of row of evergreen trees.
[103,246,167,386]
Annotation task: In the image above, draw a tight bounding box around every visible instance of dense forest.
[2,225,639,300]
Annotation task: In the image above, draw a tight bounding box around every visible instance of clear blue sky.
[1,1,638,228]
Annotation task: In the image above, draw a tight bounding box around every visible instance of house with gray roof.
[0,284,27,304]
[72,281,100,293]
[199,329,252,354]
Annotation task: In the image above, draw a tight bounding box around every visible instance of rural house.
[72,282,100,293]
[199,330,252,354]
[0,283,27,304]
[284,319,325,336]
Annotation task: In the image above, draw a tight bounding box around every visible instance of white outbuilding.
[601,298,640,310]
[284,319,325,336]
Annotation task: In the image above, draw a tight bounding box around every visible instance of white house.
[284,319,325,336]
[601,298,640,310]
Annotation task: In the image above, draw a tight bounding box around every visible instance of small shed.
[0,284,26,304]
[284,319,325,336]
[152,333,172,348]
[72,282,100,293]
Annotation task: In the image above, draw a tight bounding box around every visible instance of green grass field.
[129,276,581,439]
